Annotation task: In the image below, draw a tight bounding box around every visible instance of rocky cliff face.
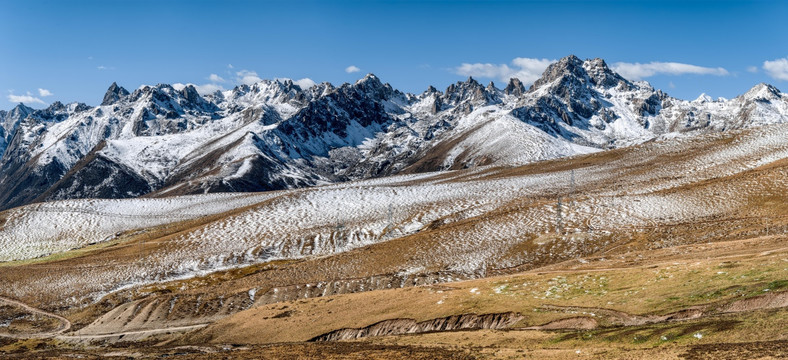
[1,55,787,210]
[310,312,524,341]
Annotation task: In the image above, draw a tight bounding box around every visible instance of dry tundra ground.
[1,125,788,358]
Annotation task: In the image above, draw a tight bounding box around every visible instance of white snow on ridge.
[0,192,280,262]
[5,123,788,304]
[440,107,599,168]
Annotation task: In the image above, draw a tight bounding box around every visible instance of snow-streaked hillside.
[3,122,788,306]
[1,55,787,211]
[0,193,279,262]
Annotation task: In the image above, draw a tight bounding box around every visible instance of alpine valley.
[2,55,788,359]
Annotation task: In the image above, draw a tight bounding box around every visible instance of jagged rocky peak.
[694,93,714,103]
[45,101,67,113]
[416,85,444,114]
[445,77,495,104]
[357,73,382,85]
[424,85,440,95]
[128,84,169,102]
[0,103,33,153]
[487,81,497,92]
[1,103,34,127]
[529,55,629,93]
[228,79,313,107]
[180,84,203,104]
[128,83,215,113]
[179,84,219,112]
[279,79,306,97]
[210,89,225,102]
[504,78,525,96]
[7,103,34,118]
[583,57,630,89]
[101,82,130,106]
[25,101,72,124]
[305,82,335,99]
[531,55,586,89]
[353,73,396,100]
[742,83,782,102]
[446,76,482,94]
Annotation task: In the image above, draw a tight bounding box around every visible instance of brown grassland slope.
[1,124,788,358]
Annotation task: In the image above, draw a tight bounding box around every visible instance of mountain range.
[1,55,786,211]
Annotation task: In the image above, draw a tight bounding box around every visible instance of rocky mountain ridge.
[1,55,786,210]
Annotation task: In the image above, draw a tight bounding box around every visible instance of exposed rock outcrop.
[310,312,523,341]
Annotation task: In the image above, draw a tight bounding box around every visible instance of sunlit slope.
[1,123,788,317]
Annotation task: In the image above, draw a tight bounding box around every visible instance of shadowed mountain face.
[1,55,787,210]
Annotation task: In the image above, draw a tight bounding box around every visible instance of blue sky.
[2,0,787,109]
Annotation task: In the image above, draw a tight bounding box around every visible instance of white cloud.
[669,81,676,89]
[345,65,361,74]
[293,78,316,89]
[611,61,729,80]
[746,66,759,73]
[236,70,262,85]
[455,57,555,85]
[194,83,224,95]
[227,64,234,69]
[208,74,226,83]
[174,73,230,95]
[38,88,53,97]
[8,92,45,105]
[763,57,788,81]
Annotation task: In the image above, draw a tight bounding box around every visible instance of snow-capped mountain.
[1,55,787,210]
[0,103,33,158]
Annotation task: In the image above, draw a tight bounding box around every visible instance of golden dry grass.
[2,125,788,359]
[181,234,788,346]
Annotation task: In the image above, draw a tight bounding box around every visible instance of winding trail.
[0,295,71,339]
[58,324,209,341]
[0,295,206,341]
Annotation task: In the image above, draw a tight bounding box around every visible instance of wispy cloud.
[345,65,361,74]
[611,61,729,80]
[236,70,262,85]
[8,91,45,105]
[208,74,226,83]
[293,78,316,89]
[182,72,232,95]
[97,65,115,71]
[763,57,788,81]
[38,88,53,97]
[454,57,556,85]
[746,66,759,73]
[194,83,224,95]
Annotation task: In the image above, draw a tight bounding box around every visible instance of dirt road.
[0,295,71,338]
